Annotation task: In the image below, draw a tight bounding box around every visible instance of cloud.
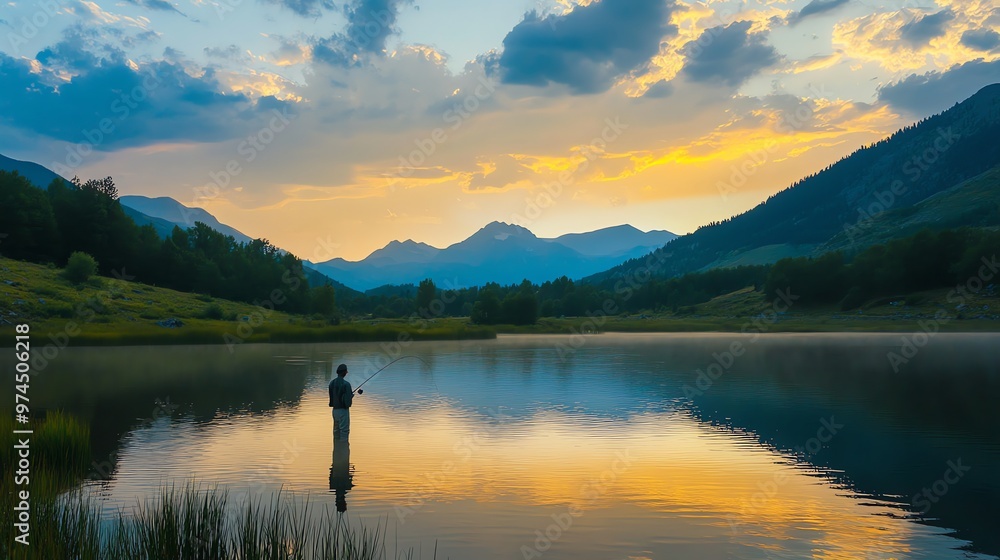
[122,0,185,16]
[643,79,674,98]
[960,29,1000,51]
[263,0,334,18]
[681,20,780,87]
[312,0,411,65]
[74,0,151,28]
[35,25,124,72]
[878,58,1000,116]
[344,0,411,53]
[204,44,247,61]
[0,37,293,149]
[787,0,849,25]
[898,9,955,46]
[497,0,677,94]
[269,39,310,66]
[832,8,988,72]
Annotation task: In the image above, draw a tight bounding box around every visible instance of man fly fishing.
[329,363,359,441]
[329,356,429,442]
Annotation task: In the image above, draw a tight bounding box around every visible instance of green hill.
[589,83,1000,285]
[822,164,1000,253]
[0,256,493,346]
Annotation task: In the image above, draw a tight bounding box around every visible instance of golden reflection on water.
[95,386,933,560]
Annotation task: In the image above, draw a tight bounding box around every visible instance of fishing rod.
[352,355,430,394]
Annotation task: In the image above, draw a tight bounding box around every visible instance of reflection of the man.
[329,438,354,512]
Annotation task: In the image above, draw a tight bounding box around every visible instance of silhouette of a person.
[329,363,355,441]
[329,438,354,512]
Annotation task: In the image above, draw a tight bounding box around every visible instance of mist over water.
[10,333,1000,559]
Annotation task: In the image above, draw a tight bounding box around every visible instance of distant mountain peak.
[477,221,535,240]
[363,237,440,264]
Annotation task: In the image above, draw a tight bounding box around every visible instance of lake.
[12,333,1000,559]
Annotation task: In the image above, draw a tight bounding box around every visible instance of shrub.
[201,303,224,320]
[63,252,98,284]
[43,304,75,319]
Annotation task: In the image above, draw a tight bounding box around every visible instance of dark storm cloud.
[787,0,849,25]
[960,29,1000,51]
[878,58,1000,116]
[681,21,780,87]
[899,9,955,46]
[496,0,677,94]
[312,0,412,65]
[0,39,292,149]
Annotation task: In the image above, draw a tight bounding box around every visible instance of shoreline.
[3,317,999,348]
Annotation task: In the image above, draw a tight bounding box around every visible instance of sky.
[1,0,999,261]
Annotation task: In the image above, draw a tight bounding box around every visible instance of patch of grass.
[1,484,420,560]
[0,410,91,480]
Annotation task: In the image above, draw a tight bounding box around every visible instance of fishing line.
[352,355,431,394]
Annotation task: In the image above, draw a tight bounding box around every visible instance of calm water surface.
[14,333,1000,559]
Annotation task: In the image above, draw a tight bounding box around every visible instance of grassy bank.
[2,320,495,347]
[0,256,494,347]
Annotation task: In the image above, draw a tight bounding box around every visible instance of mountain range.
[308,223,677,291]
[0,154,677,292]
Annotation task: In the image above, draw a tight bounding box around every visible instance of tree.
[74,175,119,200]
[501,280,538,325]
[312,284,337,316]
[416,278,436,312]
[471,287,502,324]
[64,252,98,284]
[0,171,58,262]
